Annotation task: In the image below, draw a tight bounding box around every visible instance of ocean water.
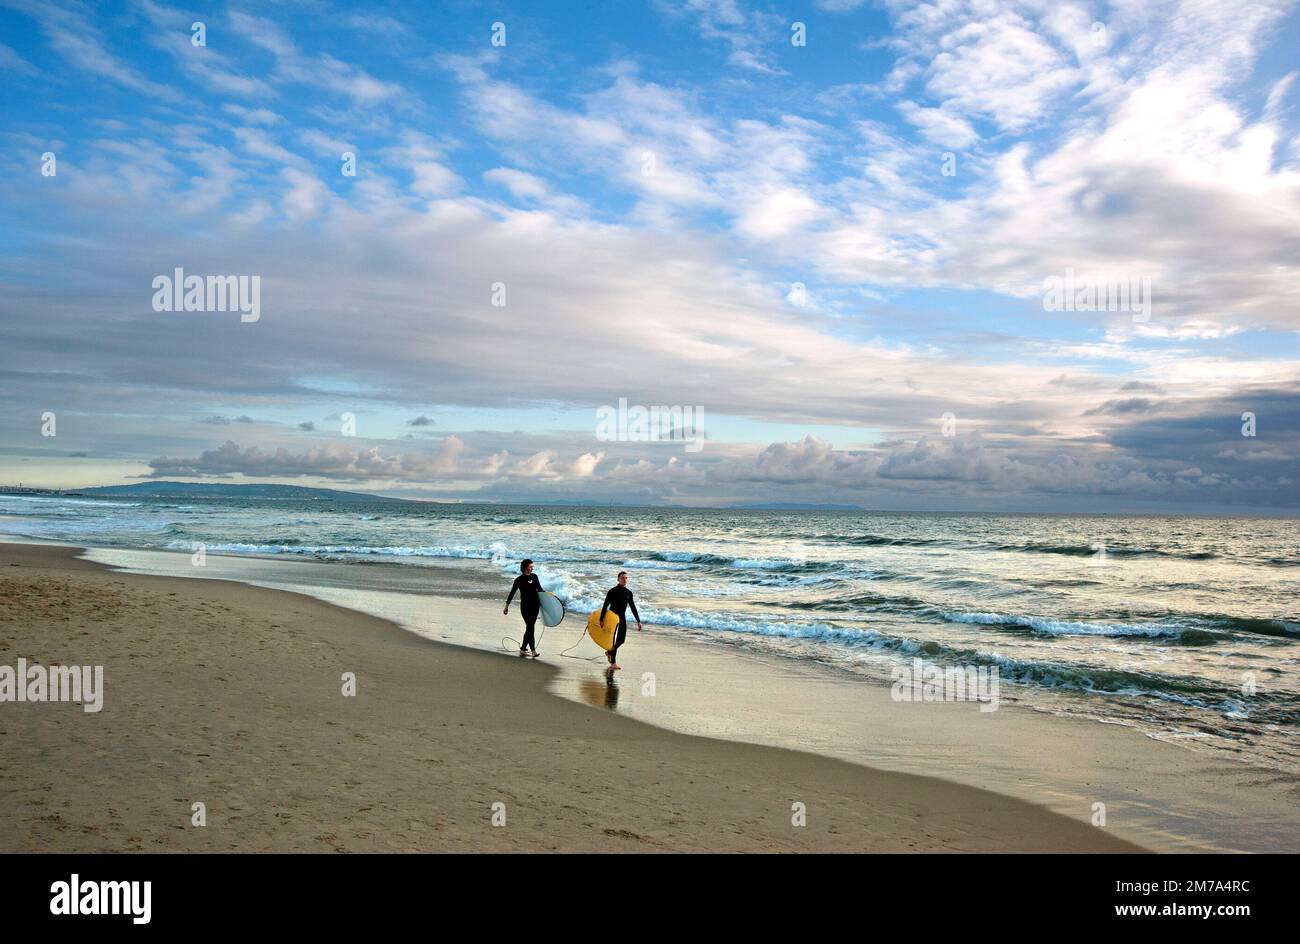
[3,494,1297,771]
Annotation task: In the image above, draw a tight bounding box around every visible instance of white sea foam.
[943,611,1182,638]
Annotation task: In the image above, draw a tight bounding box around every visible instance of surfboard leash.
[559,623,606,661]
[500,623,545,654]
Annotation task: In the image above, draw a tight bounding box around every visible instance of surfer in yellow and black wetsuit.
[599,570,642,670]
[504,559,544,657]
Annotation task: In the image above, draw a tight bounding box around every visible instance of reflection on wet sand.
[578,672,620,710]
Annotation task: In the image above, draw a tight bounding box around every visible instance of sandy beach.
[0,542,1144,853]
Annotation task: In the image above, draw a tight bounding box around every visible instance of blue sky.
[1,0,1298,511]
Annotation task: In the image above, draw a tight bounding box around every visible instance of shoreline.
[0,541,1144,852]
[62,539,1300,853]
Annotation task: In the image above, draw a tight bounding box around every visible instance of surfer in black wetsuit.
[599,570,642,670]
[504,559,544,657]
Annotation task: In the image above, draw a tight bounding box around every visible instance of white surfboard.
[538,591,566,627]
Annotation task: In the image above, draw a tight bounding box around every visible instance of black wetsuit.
[599,585,640,661]
[506,573,544,651]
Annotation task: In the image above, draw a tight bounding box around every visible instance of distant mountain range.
[77,482,403,503]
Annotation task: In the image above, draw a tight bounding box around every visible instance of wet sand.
[76,542,1300,852]
[0,542,1142,852]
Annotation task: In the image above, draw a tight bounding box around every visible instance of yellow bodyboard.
[585,610,621,651]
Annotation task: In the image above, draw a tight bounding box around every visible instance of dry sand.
[0,543,1144,852]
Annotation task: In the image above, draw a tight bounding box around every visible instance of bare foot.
[610,662,622,670]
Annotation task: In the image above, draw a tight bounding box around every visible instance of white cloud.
[896,102,979,148]
[228,11,402,105]
[281,168,328,220]
[658,0,788,75]
[485,168,549,200]
[735,186,827,240]
[9,0,178,100]
[0,42,37,74]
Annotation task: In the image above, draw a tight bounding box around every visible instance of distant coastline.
[2,483,1297,516]
[0,485,83,497]
[0,481,402,503]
